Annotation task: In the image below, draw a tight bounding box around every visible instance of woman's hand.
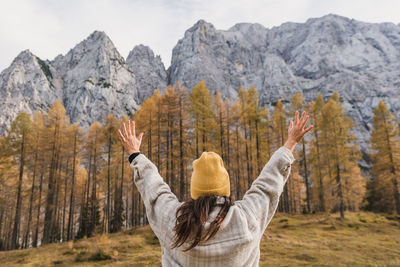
[118,120,144,155]
[284,110,314,153]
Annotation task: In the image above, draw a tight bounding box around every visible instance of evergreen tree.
[321,92,364,219]
[6,113,32,249]
[309,94,326,212]
[290,93,312,213]
[366,101,400,214]
[102,115,119,232]
[272,101,289,212]
[189,81,217,156]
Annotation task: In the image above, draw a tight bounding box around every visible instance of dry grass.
[0,212,399,266]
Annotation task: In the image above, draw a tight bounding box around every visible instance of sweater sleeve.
[236,146,295,234]
[129,153,181,247]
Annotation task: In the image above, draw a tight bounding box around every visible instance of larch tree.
[290,92,312,213]
[42,100,70,244]
[272,101,290,212]
[238,87,254,186]
[174,83,190,201]
[66,123,83,240]
[309,94,326,212]
[231,100,245,199]
[189,81,217,156]
[321,92,364,219]
[366,101,400,214]
[6,112,32,249]
[23,111,46,248]
[101,114,119,233]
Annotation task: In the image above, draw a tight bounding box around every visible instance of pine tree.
[238,87,253,187]
[175,83,190,200]
[102,114,119,233]
[110,116,129,232]
[290,92,311,213]
[231,100,245,199]
[321,92,364,219]
[189,81,217,156]
[42,100,70,244]
[273,101,289,212]
[215,92,226,159]
[309,94,326,212]
[367,101,400,214]
[6,112,32,249]
[66,123,82,240]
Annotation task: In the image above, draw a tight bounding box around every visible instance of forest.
[0,81,399,251]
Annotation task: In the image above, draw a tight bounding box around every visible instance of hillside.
[0,212,399,266]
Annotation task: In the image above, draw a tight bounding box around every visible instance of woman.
[118,110,313,266]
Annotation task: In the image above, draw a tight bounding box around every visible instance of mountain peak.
[87,30,111,42]
[15,49,35,61]
[188,19,215,32]
[84,30,115,49]
[51,29,121,70]
[128,44,155,59]
[306,13,352,24]
[8,49,39,68]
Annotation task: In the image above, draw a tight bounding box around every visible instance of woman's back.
[162,196,262,266]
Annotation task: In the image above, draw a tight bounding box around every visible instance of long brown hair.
[171,195,233,251]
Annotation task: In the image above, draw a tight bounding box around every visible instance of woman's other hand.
[284,110,314,153]
[118,120,144,155]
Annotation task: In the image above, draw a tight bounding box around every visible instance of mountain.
[0,50,61,134]
[126,44,168,103]
[1,14,400,166]
[0,31,165,132]
[168,14,400,165]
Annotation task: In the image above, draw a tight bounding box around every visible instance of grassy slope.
[0,212,399,267]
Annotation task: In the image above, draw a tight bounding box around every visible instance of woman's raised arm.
[118,120,180,247]
[237,110,313,234]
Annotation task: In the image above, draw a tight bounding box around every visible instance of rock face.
[168,14,400,164]
[0,50,61,133]
[126,44,168,103]
[50,31,140,128]
[1,14,400,165]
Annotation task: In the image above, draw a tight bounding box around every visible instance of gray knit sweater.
[130,146,295,266]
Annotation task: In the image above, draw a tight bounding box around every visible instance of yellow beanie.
[190,151,230,200]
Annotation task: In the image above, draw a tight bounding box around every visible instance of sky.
[0,0,399,71]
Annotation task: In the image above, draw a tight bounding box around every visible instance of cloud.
[0,0,399,71]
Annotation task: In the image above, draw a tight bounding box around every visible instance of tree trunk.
[43,122,59,245]
[235,125,241,199]
[302,139,311,213]
[33,170,44,247]
[314,123,325,212]
[62,159,69,241]
[255,118,261,174]
[11,133,25,249]
[106,130,112,233]
[179,96,185,200]
[244,126,251,189]
[23,140,38,248]
[336,163,345,219]
[67,131,77,240]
